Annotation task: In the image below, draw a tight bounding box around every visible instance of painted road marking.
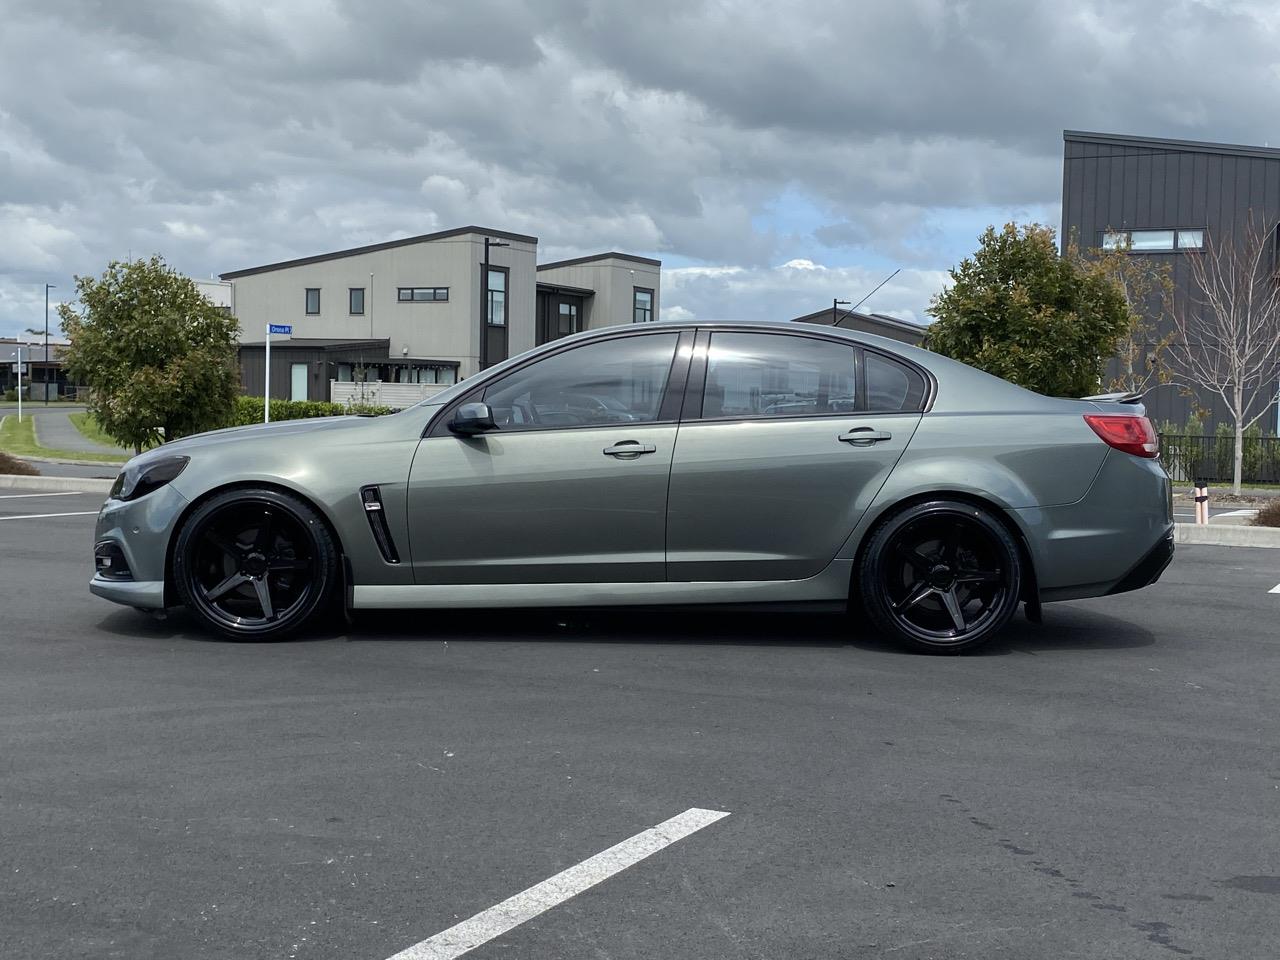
[0,511,99,522]
[1270,583,1280,594]
[0,491,84,500]
[385,807,731,960]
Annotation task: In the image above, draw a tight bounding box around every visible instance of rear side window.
[701,332,857,419]
[865,352,927,412]
[482,333,679,430]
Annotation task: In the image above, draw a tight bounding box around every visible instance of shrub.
[0,451,38,476]
[229,395,393,426]
[1252,500,1280,528]
[3,389,16,402]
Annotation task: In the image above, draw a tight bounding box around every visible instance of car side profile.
[90,320,1174,653]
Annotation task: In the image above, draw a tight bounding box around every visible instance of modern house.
[1061,129,1280,429]
[218,226,661,404]
[790,306,928,346]
[0,338,76,400]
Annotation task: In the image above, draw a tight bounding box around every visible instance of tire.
[859,500,1023,654]
[172,488,338,641]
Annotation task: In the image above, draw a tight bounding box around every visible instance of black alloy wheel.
[859,501,1022,653]
[173,488,337,640]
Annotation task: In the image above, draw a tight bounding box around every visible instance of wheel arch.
[850,489,1041,609]
[163,480,349,608]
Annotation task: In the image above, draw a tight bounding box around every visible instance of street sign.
[10,363,27,374]
[268,324,293,335]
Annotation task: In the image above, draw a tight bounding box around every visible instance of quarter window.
[865,352,927,412]
[305,288,320,315]
[633,287,654,323]
[398,287,449,302]
[701,332,856,419]
[482,333,679,430]
[349,287,365,315]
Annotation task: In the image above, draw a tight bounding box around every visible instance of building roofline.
[537,252,662,271]
[238,337,391,349]
[1064,129,1280,161]
[535,281,596,296]
[220,226,539,279]
[790,307,926,335]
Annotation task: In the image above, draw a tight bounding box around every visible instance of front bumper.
[89,483,190,610]
[89,575,165,610]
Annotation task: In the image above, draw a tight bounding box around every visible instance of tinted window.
[865,352,926,411]
[702,332,856,418]
[483,333,679,430]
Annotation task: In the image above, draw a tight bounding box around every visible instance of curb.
[1174,522,1280,549]
[15,454,127,467]
[0,474,114,493]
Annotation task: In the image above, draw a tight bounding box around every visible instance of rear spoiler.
[1079,391,1145,405]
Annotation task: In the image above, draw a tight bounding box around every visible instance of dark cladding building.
[1061,129,1280,430]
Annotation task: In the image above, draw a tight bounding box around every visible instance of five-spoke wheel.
[859,500,1022,653]
[173,488,337,640]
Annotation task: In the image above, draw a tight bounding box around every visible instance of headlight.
[109,455,190,502]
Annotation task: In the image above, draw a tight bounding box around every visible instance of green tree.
[57,257,241,453]
[926,223,1132,397]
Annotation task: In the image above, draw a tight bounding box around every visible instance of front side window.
[633,287,654,323]
[398,287,448,302]
[305,288,320,315]
[487,268,507,326]
[483,333,679,430]
[701,332,856,419]
[349,287,365,315]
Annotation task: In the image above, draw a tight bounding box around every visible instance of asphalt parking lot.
[3,486,1280,960]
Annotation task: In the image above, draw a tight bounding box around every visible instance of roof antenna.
[833,268,901,327]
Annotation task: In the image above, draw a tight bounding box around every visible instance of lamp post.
[481,237,510,370]
[10,347,23,423]
[44,283,55,405]
[832,298,852,327]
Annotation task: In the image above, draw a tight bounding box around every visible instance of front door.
[666,330,925,581]
[406,331,687,584]
[290,362,308,401]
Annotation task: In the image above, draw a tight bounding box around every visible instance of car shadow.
[95,601,1154,655]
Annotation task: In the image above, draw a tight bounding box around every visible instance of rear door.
[665,330,925,582]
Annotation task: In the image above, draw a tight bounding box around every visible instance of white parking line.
[0,511,99,522]
[386,807,731,960]
[1270,583,1280,594]
[0,491,84,500]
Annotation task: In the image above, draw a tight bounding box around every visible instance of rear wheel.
[859,500,1022,654]
[172,488,337,640]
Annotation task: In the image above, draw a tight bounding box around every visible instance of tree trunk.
[1233,420,1244,495]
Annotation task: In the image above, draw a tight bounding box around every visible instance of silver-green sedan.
[90,320,1174,653]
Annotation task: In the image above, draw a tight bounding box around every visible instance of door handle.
[603,441,658,458]
[838,427,892,445]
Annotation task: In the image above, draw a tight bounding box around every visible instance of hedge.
[230,395,394,426]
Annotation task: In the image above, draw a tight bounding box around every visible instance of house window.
[305,288,320,315]
[1101,229,1204,252]
[558,301,578,336]
[397,287,449,302]
[349,288,365,315]
[486,268,507,326]
[633,287,654,323]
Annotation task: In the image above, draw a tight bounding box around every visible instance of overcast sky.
[3,0,1279,340]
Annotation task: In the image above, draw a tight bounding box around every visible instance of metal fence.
[1159,434,1280,484]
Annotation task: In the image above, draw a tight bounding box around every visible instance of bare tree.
[1165,213,1280,493]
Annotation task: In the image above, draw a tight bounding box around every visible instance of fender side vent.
[360,485,401,564]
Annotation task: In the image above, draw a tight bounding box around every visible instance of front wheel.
[859,500,1023,654]
[172,488,338,640]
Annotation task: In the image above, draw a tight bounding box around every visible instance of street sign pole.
[15,347,22,424]
[264,323,271,423]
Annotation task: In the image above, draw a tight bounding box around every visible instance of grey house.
[1061,129,1280,430]
[220,226,661,402]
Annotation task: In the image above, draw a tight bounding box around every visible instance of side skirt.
[352,560,854,610]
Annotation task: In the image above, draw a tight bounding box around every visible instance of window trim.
[633,286,655,324]
[305,287,320,315]
[349,287,365,316]
[397,286,449,303]
[485,265,509,327]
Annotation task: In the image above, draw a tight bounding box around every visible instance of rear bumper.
[1106,531,1175,595]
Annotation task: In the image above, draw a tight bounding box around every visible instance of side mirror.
[449,402,496,436]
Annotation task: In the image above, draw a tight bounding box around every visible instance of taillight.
[1083,414,1159,459]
